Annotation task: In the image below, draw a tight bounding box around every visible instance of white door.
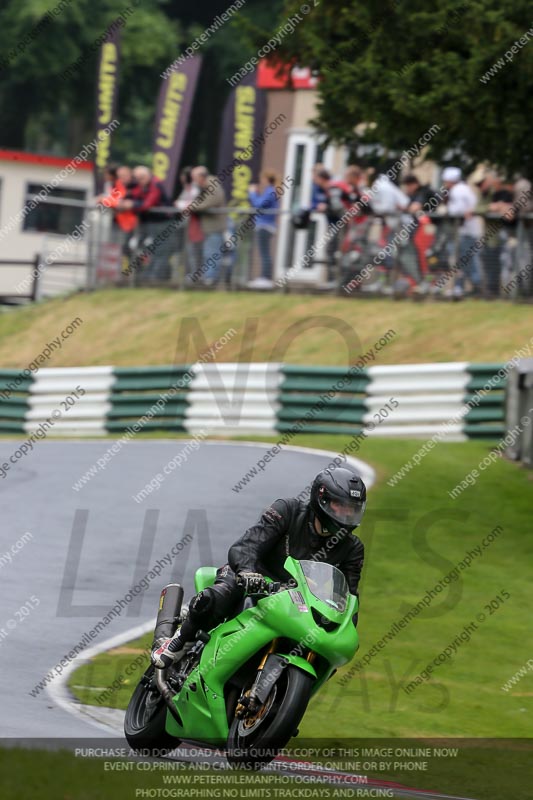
[275,132,335,285]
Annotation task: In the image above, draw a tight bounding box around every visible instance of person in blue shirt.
[311,163,329,211]
[248,170,280,286]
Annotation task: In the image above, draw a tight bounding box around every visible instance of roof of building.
[0,149,93,171]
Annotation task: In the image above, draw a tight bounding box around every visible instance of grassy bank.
[0,289,531,366]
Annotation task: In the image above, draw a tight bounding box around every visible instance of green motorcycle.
[124,557,359,768]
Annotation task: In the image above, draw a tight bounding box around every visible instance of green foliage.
[263,0,533,177]
[183,0,285,168]
[0,0,180,153]
[0,0,285,173]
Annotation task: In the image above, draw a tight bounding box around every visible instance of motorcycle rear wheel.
[226,665,313,769]
[124,665,179,754]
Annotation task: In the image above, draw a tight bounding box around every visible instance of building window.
[22,185,86,236]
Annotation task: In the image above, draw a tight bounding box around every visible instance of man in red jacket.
[119,166,174,281]
[97,165,138,233]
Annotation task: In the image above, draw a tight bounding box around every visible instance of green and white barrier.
[109,366,192,433]
[0,362,506,439]
[278,362,505,439]
[27,367,114,436]
[185,362,282,433]
[0,370,33,433]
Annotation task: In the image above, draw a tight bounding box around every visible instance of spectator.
[364,171,410,293]
[364,166,376,190]
[311,168,354,285]
[328,169,360,219]
[342,164,373,222]
[95,165,138,276]
[247,169,280,288]
[367,172,409,222]
[513,175,533,297]
[476,171,515,297]
[401,174,435,214]
[119,166,174,282]
[123,166,171,220]
[310,167,331,215]
[336,165,378,289]
[96,164,138,236]
[398,174,436,286]
[174,166,202,282]
[189,166,226,286]
[311,163,327,210]
[343,165,368,204]
[442,166,482,297]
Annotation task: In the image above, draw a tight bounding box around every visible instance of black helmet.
[310,467,367,536]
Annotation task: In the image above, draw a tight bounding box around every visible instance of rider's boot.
[151,630,187,669]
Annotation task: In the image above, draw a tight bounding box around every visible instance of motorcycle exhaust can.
[153,584,184,643]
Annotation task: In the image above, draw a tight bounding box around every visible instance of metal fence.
[91,205,293,291]
[2,196,533,301]
[94,206,533,300]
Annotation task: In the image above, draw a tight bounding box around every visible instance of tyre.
[124,665,179,754]
[226,665,313,769]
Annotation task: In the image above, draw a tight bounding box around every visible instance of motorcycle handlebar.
[264,578,297,595]
[236,577,297,595]
[236,573,298,595]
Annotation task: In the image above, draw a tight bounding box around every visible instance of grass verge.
[0,289,531,366]
[0,747,417,800]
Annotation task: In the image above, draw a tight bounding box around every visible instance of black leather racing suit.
[177,498,365,643]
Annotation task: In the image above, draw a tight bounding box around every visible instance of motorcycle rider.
[152,466,367,669]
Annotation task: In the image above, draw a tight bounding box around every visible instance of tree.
[0,0,284,179]
[0,0,180,155]
[253,0,533,177]
[166,0,284,170]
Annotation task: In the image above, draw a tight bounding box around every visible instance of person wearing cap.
[442,166,482,297]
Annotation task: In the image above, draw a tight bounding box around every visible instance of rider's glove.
[237,571,267,593]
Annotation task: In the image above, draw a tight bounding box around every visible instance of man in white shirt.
[364,174,410,292]
[442,167,482,295]
[369,173,410,228]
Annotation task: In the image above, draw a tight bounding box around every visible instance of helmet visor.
[319,495,366,528]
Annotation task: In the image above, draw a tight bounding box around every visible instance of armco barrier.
[278,362,506,439]
[464,364,507,438]
[0,369,33,433]
[278,365,369,435]
[109,366,193,433]
[185,363,281,433]
[0,363,506,439]
[28,366,114,436]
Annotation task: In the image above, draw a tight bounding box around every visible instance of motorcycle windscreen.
[299,560,349,612]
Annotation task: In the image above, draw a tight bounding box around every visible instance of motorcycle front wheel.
[226,665,313,769]
[124,665,179,755]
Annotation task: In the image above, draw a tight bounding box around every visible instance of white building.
[0,150,94,301]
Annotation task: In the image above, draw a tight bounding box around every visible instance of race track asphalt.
[0,439,373,740]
